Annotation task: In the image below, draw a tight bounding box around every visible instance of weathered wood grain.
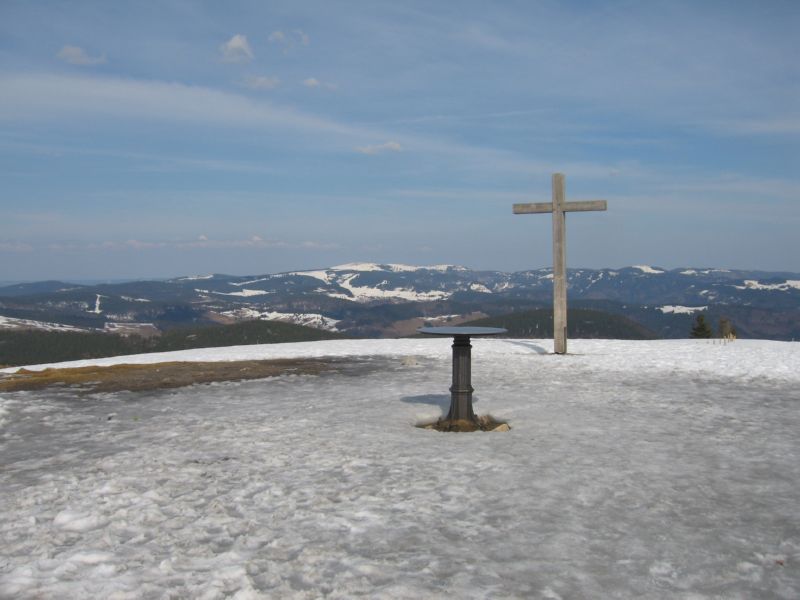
[512,173,608,355]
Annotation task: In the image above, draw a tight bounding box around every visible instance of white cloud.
[0,73,355,136]
[0,73,647,179]
[269,30,309,49]
[243,75,280,90]
[0,74,724,183]
[355,141,403,155]
[219,34,254,63]
[56,45,106,66]
[303,77,337,90]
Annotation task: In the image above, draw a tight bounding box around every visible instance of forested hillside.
[463,309,657,340]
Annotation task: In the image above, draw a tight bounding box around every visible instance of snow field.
[3,338,800,385]
[1,339,799,598]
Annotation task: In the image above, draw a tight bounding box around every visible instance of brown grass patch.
[417,415,510,433]
[0,359,335,393]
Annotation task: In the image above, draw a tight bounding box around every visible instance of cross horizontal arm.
[513,202,553,214]
[563,200,607,212]
[512,200,607,214]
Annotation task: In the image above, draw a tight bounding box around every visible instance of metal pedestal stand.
[418,326,507,423]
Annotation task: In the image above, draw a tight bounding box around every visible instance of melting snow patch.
[631,265,665,274]
[221,308,340,331]
[386,263,461,272]
[680,268,731,276]
[331,263,461,274]
[658,305,707,314]
[288,270,333,283]
[331,262,385,272]
[698,289,719,300]
[337,274,450,302]
[230,277,272,287]
[0,316,89,332]
[468,283,492,293]
[178,274,214,281]
[87,294,104,314]
[734,280,800,292]
[213,289,272,297]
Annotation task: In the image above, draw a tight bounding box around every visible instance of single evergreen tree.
[690,314,713,338]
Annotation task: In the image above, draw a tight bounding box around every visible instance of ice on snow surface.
[1,339,799,598]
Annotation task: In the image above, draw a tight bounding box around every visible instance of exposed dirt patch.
[418,415,510,433]
[0,359,338,393]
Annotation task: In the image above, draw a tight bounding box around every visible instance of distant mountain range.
[1,263,799,341]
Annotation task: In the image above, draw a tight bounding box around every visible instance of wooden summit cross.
[513,173,607,354]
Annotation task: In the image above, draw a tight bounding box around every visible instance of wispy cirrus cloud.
[0,73,354,136]
[56,45,106,66]
[0,74,685,186]
[219,34,254,63]
[355,141,402,155]
[4,72,790,194]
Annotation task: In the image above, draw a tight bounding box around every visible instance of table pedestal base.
[448,334,476,422]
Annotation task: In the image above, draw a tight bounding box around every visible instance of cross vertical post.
[512,173,608,355]
[552,173,567,354]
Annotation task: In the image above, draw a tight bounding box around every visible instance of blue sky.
[1,0,798,280]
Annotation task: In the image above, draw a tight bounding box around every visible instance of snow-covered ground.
[1,339,799,598]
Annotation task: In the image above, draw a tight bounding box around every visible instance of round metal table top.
[417,326,507,337]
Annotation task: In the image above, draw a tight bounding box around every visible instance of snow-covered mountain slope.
[1,338,798,598]
[221,307,341,332]
[5,265,800,308]
[220,264,791,331]
[2,264,800,340]
[285,263,467,302]
[0,315,90,332]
